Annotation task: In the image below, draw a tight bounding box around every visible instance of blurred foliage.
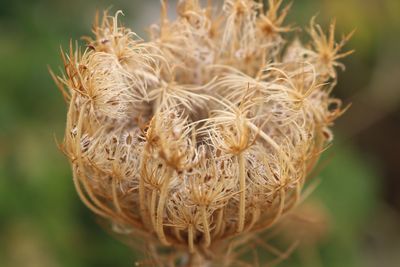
[1,0,399,266]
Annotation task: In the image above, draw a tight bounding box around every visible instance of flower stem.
[237,152,246,232]
[156,168,174,245]
[200,206,211,247]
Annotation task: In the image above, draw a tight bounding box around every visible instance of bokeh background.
[1,0,399,266]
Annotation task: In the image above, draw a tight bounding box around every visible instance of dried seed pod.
[53,1,352,266]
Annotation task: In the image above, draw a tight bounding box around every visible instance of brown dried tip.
[52,0,352,266]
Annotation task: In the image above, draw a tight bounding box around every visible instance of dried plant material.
[52,0,352,266]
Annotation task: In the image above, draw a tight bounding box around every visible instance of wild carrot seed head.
[53,0,352,265]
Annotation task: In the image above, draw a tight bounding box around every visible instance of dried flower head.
[52,0,352,266]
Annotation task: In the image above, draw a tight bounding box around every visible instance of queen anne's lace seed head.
[53,0,352,265]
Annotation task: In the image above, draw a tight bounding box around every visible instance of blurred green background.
[1,0,399,266]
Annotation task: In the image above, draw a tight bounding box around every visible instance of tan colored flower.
[52,1,352,266]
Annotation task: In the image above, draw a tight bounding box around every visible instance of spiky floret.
[53,1,352,266]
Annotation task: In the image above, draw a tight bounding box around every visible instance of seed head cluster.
[53,0,352,265]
